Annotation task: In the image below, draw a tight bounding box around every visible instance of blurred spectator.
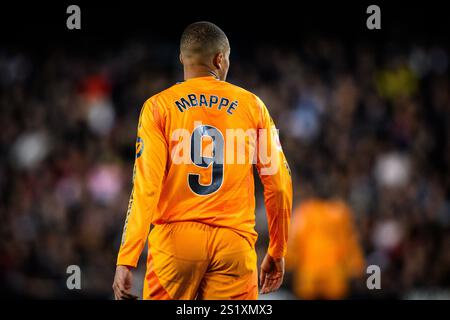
[286,183,365,299]
[0,37,449,299]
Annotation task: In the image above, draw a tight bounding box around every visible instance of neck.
[183,65,219,81]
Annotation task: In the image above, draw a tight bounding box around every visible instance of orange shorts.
[143,221,258,300]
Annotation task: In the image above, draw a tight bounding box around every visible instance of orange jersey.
[286,199,365,299]
[117,76,292,267]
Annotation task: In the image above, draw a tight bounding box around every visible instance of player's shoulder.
[138,90,171,123]
[298,199,321,212]
[144,88,172,104]
[329,199,352,216]
[222,81,262,103]
[143,82,193,108]
[221,81,267,119]
[141,86,176,112]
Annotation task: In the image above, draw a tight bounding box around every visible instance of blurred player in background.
[286,179,365,299]
[112,22,292,300]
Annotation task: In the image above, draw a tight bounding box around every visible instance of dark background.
[1,1,448,44]
[0,1,449,299]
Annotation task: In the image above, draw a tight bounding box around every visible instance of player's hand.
[112,265,138,300]
[259,253,285,294]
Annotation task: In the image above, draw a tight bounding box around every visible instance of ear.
[179,53,184,65]
[213,52,223,70]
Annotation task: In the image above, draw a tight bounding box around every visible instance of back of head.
[180,21,230,59]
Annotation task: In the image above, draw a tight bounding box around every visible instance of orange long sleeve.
[256,97,293,259]
[117,97,168,267]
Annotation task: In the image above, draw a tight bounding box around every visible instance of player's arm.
[255,96,293,294]
[113,97,167,300]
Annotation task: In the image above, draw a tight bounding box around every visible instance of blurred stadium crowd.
[0,37,449,299]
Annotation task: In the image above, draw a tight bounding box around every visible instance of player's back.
[148,76,263,240]
[116,22,292,300]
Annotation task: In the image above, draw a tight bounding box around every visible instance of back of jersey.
[155,76,265,236]
[117,76,292,267]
